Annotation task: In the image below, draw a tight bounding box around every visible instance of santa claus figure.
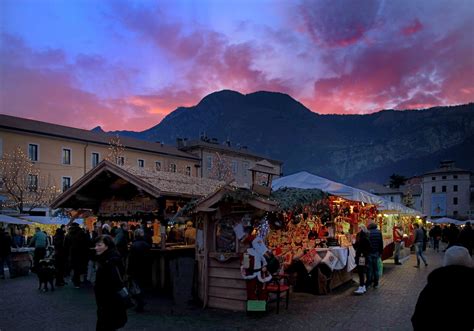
[240,236,272,300]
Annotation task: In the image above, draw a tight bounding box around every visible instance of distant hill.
[108,90,474,184]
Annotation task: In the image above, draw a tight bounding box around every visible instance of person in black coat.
[458,222,474,255]
[411,245,474,330]
[354,225,371,294]
[53,226,67,286]
[94,235,127,331]
[127,229,151,312]
[65,223,89,288]
[0,230,14,279]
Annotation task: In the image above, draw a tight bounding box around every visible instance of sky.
[1,0,473,131]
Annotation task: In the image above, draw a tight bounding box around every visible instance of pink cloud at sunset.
[0,0,472,131]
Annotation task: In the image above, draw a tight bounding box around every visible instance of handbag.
[129,279,141,296]
[115,267,135,309]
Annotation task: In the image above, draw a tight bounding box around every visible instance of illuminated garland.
[0,146,60,213]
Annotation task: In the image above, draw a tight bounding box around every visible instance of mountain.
[108,90,474,185]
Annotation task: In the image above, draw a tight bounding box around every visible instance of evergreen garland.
[271,187,326,210]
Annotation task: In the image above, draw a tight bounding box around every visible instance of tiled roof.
[0,114,198,160]
[179,139,282,164]
[126,166,225,197]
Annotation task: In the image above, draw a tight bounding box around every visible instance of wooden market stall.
[50,160,223,299]
[192,184,278,311]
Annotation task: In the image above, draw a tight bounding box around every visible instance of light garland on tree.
[0,146,60,213]
[105,135,126,165]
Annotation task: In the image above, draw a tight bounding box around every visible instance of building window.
[28,144,38,161]
[206,156,213,170]
[453,210,458,216]
[62,148,71,165]
[453,175,458,179]
[185,166,191,176]
[431,176,436,180]
[116,156,125,166]
[28,174,38,192]
[138,159,145,168]
[169,163,177,172]
[242,161,249,177]
[442,186,446,192]
[232,160,238,174]
[453,185,458,192]
[431,186,436,193]
[390,196,394,202]
[91,153,100,167]
[62,177,71,192]
[442,175,446,179]
[155,161,161,171]
[453,197,458,205]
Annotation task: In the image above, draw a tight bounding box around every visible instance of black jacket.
[368,228,383,255]
[94,249,127,330]
[355,231,371,262]
[411,265,474,330]
[0,232,13,257]
[127,238,151,283]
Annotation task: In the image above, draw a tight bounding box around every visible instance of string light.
[105,135,126,166]
[0,146,59,213]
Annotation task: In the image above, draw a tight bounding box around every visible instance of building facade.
[0,114,201,213]
[421,161,471,219]
[0,115,284,214]
[177,137,283,188]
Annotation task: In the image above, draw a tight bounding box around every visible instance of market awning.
[20,215,82,225]
[0,214,32,225]
[272,171,421,215]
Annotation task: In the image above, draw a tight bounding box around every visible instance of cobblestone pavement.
[0,247,446,331]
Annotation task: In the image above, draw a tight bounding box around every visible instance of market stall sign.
[99,198,158,215]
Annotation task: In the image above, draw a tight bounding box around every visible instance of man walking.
[413,223,428,268]
[366,222,383,289]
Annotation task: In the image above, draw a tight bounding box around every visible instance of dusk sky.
[1,0,473,131]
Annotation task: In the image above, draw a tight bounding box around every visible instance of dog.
[37,259,55,292]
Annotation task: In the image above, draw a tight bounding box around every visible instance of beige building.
[0,114,201,213]
[0,115,284,214]
[177,137,282,188]
[421,161,471,219]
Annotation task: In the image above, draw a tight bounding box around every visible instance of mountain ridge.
[106,90,474,184]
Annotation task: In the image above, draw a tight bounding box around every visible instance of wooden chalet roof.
[249,159,280,175]
[51,160,224,210]
[192,185,278,213]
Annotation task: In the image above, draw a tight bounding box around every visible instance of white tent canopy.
[20,215,83,226]
[0,214,32,225]
[272,171,421,216]
[428,217,467,226]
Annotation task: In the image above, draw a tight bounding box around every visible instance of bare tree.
[0,146,59,213]
[209,152,234,182]
[105,135,126,166]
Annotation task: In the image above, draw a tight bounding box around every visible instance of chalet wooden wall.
[207,258,246,311]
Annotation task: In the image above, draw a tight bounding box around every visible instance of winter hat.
[443,245,473,268]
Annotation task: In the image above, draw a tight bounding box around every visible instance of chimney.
[176,138,183,148]
[440,160,454,169]
[242,145,248,150]
[225,139,231,147]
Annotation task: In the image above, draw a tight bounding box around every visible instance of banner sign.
[99,198,158,215]
[431,194,446,217]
